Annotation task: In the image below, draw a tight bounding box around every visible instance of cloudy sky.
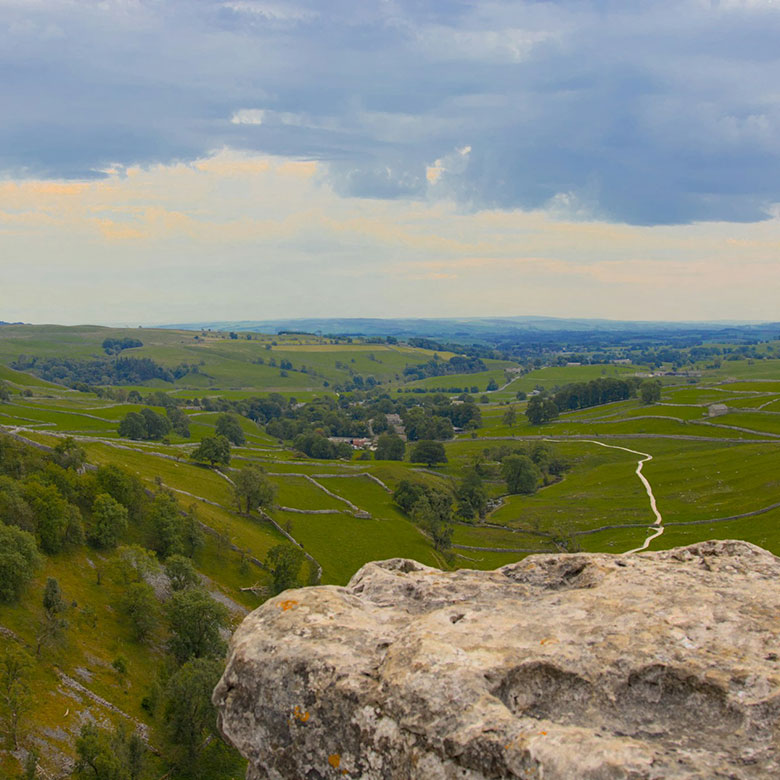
[1,0,779,325]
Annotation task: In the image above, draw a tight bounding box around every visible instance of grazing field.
[3,323,780,776]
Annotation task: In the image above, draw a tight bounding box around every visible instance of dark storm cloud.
[1,0,779,224]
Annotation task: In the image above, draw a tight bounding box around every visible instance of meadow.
[2,323,779,775]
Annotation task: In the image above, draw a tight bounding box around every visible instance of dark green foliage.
[0,477,34,532]
[165,588,229,663]
[118,408,171,440]
[502,405,517,428]
[52,437,86,470]
[165,554,200,592]
[409,440,447,467]
[163,658,241,779]
[525,395,559,425]
[215,413,245,445]
[88,493,128,549]
[167,405,191,438]
[392,479,429,513]
[455,469,488,520]
[96,464,145,520]
[74,722,146,780]
[402,355,486,380]
[640,378,662,404]
[42,577,66,618]
[0,522,40,603]
[117,412,147,440]
[412,491,454,555]
[190,435,231,466]
[232,466,275,514]
[13,354,181,386]
[374,433,405,461]
[22,480,76,553]
[553,376,640,411]
[292,432,352,460]
[0,382,10,402]
[0,434,49,480]
[141,408,172,439]
[402,407,453,441]
[266,544,305,595]
[486,378,499,391]
[147,492,187,558]
[502,454,542,495]
[118,582,159,642]
[102,337,143,355]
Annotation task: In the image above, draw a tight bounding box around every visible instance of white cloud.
[231,109,265,125]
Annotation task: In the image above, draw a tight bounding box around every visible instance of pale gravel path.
[545,437,664,555]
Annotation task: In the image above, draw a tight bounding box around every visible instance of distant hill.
[158,317,780,344]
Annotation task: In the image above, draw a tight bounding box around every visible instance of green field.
[3,323,780,775]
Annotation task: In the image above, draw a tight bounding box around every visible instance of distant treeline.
[403,355,487,381]
[102,337,143,355]
[552,376,640,411]
[12,355,192,386]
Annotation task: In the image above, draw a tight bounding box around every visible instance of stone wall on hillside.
[214,541,780,779]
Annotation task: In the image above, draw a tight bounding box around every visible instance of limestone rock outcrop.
[214,541,780,779]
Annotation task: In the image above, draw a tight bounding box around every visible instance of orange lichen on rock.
[293,705,311,723]
[328,754,341,768]
[279,599,299,611]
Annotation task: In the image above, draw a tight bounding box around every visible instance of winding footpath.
[546,438,664,555]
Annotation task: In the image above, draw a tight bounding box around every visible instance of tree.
[88,493,128,549]
[640,379,662,405]
[0,382,10,402]
[190,435,231,467]
[409,440,447,467]
[0,525,40,603]
[215,413,246,446]
[113,544,160,585]
[43,577,66,617]
[166,588,229,663]
[232,466,275,514]
[96,464,145,519]
[486,378,499,391]
[181,503,204,558]
[502,454,541,495]
[167,406,191,438]
[0,478,34,532]
[412,491,454,555]
[147,491,186,558]
[165,554,200,592]
[140,408,172,440]
[53,437,86,471]
[266,544,305,595]
[118,582,159,642]
[0,645,33,749]
[74,722,146,780]
[374,433,405,461]
[456,469,488,520]
[37,578,68,656]
[525,395,559,425]
[23,481,74,554]
[117,412,147,440]
[163,658,239,778]
[392,479,428,513]
[502,405,517,428]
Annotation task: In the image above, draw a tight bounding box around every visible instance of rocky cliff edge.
[214,541,780,779]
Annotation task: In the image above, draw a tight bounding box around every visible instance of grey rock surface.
[214,540,780,779]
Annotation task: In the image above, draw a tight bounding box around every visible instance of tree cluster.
[101,337,143,355]
[12,354,187,386]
